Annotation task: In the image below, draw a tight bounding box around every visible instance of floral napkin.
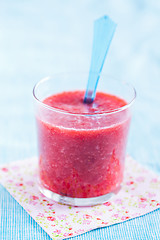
[0,156,160,240]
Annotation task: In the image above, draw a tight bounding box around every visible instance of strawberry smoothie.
[36,90,131,199]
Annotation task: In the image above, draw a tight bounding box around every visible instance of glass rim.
[33,74,136,117]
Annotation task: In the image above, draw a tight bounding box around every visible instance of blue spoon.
[84,15,117,103]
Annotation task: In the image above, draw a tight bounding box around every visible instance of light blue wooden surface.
[0,1,160,239]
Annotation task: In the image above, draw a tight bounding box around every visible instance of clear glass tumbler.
[33,73,136,206]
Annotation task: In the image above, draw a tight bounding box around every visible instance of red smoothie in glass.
[37,90,130,198]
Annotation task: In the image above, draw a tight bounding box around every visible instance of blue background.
[0,0,160,239]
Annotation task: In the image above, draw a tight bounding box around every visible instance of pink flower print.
[151,178,158,183]
[47,216,56,221]
[83,219,92,224]
[136,176,145,182]
[29,200,38,206]
[53,229,61,234]
[26,181,34,186]
[121,216,130,220]
[63,233,69,237]
[156,203,160,206]
[47,203,54,206]
[58,214,67,220]
[16,183,23,187]
[93,211,103,216]
[126,181,134,185]
[83,214,92,219]
[103,201,111,206]
[147,192,156,198]
[1,167,8,172]
[37,213,44,217]
[74,228,85,234]
[8,180,13,183]
[68,233,73,236]
[32,195,39,200]
[29,196,39,205]
[139,203,147,208]
[140,197,147,202]
[115,199,122,205]
[39,193,44,197]
[101,221,108,225]
[33,173,37,177]
[11,166,19,171]
[112,214,119,218]
[63,233,73,237]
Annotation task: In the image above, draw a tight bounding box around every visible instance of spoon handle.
[84,16,117,103]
